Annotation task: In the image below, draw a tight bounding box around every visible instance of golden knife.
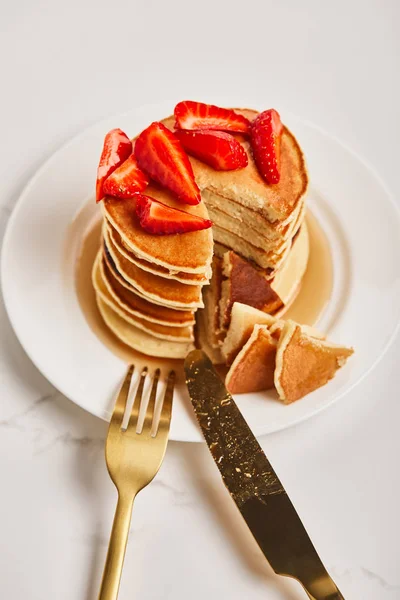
[184,350,344,600]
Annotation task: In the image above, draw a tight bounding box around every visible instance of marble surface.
[1,1,400,598]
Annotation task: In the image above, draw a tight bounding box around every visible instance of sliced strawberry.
[103,154,149,199]
[135,194,212,235]
[96,129,132,201]
[134,122,201,205]
[174,101,250,134]
[250,109,283,184]
[175,129,248,171]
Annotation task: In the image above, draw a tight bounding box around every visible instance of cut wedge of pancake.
[106,222,210,285]
[103,187,213,274]
[202,189,305,240]
[96,296,194,359]
[221,302,326,366]
[219,252,283,332]
[274,321,354,404]
[93,253,194,341]
[222,303,277,365]
[225,325,277,394]
[162,110,309,224]
[104,225,204,309]
[212,225,292,270]
[101,251,195,326]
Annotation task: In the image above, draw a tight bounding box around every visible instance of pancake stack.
[92,183,213,358]
[92,108,308,362]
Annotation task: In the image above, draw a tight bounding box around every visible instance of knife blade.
[184,350,344,600]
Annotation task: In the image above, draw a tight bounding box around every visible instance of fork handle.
[98,492,135,600]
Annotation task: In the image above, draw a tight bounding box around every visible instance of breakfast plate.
[2,99,400,442]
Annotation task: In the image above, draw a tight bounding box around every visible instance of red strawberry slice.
[135,194,212,235]
[103,154,149,199]
[96,128,132,201]
[134,122,201,205]
[250,109,283,184]
[174,101,250,134]
[175,129,248,171]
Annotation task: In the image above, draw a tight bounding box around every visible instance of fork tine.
[110,364,134,429]
[142,368,160,434]
[156,370,175,436]
[127,366,148,431]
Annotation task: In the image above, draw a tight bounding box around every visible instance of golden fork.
[98,364,175,600]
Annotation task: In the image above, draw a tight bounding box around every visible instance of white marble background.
[1,1,399,598]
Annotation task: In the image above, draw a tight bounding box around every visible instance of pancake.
[96,296,194,359]
[101,252,195,326]
[225,325,277,394]
[93,253,194,342]
[206,200,305,249]
[103,186,213,274]
[107,223,210,285]
[219,251,283,332]
[103,225,204,309]
[274,321,354,403]
[202,189,305,239]
[212,225,293,270]
[221,301,324,366]
[162,110,309,224]
[222,303,277,365]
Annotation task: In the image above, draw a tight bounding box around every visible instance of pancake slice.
[274,321,354,404]
[103,185,213,274]
[212,225,293,270]
[202,190,304,240]
[107,223,211,285]
[225,325,277,394]
[93,254,194,341]
[222,303,277,365]
[104,225,204,309]
[219,251,283,333]
[101,252,195,326]
[96,296,194,359]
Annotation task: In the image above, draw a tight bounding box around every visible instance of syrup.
[74,209,333,364]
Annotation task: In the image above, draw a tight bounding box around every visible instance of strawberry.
[174,101,250,134]
[175,129,248,171]
[135,194,212,235]
[96,128,132,201]
[250,109,283,184]
[134,122,201,205]
[103,154,149,199]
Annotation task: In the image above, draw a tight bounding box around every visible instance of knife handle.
[303,579,344,600]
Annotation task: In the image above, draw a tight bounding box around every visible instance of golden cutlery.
[185,350,344,600]
[98,364,175,600]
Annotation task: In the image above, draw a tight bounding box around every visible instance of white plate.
[2,101,400,442]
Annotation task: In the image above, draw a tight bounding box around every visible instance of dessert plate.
[2,100,400,442]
